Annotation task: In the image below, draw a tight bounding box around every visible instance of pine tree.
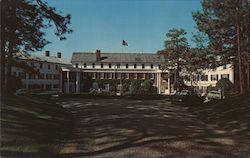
[158,28,189,91]
[0,0,72,94]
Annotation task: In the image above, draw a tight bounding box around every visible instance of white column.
[158,73,161,94]
[156,73,160,94]
[60,70,63,92]
[76,71,79,93]
[25,73,29,89]
[66,71,70,93]
[168,73,171,95]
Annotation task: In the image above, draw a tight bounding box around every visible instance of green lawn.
[1,95,74,155]
[188,94,249,135]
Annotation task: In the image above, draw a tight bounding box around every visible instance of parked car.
[206,90,224,100]
[171,90,204,105]
[14,88,29,95]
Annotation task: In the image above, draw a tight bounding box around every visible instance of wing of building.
[12,51,72,91]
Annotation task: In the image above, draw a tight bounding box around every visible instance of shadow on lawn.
[1,95,74,156]
[1,98,249,158]
[188,94,249,134]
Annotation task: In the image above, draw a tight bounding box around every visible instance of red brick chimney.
[57,52,62,58]
[45,50,50,57]
[96,50,101,61]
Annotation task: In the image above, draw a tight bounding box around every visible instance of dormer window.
[109,63,112,68]
[151,64,154,69]
[84,63,87,68]
[92,63,95,68]
[75,63,78,68]
[142,64,145,69]
[134,64,137,69]
[101,63,103,68]
[126,64,129,69]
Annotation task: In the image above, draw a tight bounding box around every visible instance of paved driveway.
[58,99,249,158]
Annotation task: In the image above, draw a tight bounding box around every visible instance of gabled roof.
[14,52,72,65]
[71,52,162,63]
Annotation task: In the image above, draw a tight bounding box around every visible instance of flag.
[122,40,128,46]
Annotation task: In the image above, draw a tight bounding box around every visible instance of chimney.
[45,50,50,57]
[57,52,62,58]
[96,49,101,61]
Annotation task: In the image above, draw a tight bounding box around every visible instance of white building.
[61,50,236,95]
[180,64,234,92]
[12,51,72,90]
[61,50,172,94]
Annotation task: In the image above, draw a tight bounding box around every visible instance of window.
[117,73,121,79]
[55,65,58,70]
[134,64,137,69]
[19,72,26,79]
[100,73,104,79]
[201,75,208,81]
[125,73,129,79]
[142,73,145,79]
[150,73,154,79]
[48,64,50,70]
[46,84,52,90]
[40,63,43,69]
[151,64,154,69]
[54,74,59,80]
[28,73,35,79]
[221,74,229,79]
[75,63,78,68]
[193,75,199,81]
[223,65,227,69]
[101,63,103,68]
[30,62,34,68]
[84,63,87,68]
[108,73,112,79]
[53,84,59,88]
[126,64,129,69]
[92,63,95,68]
[38,73,44,79]
[142,64,145,69]
[158,64,161,69]
[211,74,218,81]
[109,63,112,68]
[46,74,52,79]
[132,73,137,79]
[184,75,190,81]
[117,64,120,68]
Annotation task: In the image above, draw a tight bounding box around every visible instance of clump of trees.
[158,28,210,92]
[192,0,249,94]
[1,0,72,94]
[129,80,156,94]
[158,0,249,95]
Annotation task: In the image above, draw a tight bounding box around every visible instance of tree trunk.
[6,2,16,93]
[1,0,6,96]
[236,6,246,95]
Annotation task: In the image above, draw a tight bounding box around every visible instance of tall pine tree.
[158,28,189,91]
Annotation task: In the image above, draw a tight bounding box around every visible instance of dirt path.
[58,99,249,158]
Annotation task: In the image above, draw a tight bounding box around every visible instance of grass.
[0,94,74,155]
[188,93,249,135]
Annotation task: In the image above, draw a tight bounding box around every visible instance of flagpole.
[120,44,123,96]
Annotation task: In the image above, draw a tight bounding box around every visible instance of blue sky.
[38,0,202,60]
